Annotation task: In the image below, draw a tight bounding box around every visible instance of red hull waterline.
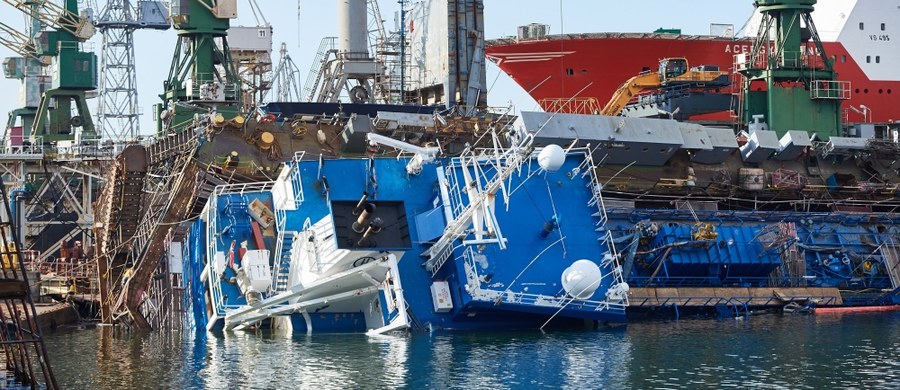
[487,34,899,124]
[815,305,900,314]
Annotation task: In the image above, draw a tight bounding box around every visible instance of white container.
[430,281,453,313]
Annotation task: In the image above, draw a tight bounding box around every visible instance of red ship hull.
[486,34,899,123]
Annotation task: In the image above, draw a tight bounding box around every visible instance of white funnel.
[337,0,369,60]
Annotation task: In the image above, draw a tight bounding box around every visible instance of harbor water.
[44,312,900,389]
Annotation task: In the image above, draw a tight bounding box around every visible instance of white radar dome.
[561,259,603,299]
[538,144,566,172]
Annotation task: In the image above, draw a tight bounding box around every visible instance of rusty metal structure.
[94,144,147,324]
[0,176,58,389]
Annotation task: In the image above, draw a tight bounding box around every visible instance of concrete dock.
[1,302,79,331]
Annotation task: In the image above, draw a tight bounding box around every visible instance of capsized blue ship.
[182,130,630,333]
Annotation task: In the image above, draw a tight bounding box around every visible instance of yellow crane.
[600,57,729,116]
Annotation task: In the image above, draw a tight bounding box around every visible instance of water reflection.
[42,313,900,389]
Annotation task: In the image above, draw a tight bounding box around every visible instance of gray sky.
[0,0,754,136]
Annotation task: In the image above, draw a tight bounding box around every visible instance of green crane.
[2,0,96,144]
[737,0,850,140]
[1,11,44,141]
[156,0,242,135]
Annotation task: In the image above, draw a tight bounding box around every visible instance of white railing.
[811,80,851,100]
[204,196,230,315]
[270,206,290,294]
[422,135,533,274]
[1,135,44,156]
[580,149,629,306]
[462,245,627,312]
[734,50,828,71]
[307,218,346,275]
[290,151,306,205]
[213,181,275,197]
[269,152,307,294]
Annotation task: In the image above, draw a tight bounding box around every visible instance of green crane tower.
[3,0,98,144]
[736,0,850,140]
[156,0,242,135]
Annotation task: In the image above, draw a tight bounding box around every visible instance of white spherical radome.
[561,259,603,299]
[537,144,566,172]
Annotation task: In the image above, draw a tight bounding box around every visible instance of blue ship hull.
[181,145,630,334]
[174,110,900,334]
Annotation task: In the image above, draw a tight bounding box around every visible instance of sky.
[0,0,755,136]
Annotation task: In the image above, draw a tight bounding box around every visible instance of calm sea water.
[43,312,900,389]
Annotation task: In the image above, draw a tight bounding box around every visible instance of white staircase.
[293,216,350,278]
[422,135,531,275]
[272,229,297,293]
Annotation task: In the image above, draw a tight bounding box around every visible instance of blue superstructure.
[181,138,630,334]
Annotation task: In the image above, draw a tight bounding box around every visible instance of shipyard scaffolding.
[227,0,273,110]
[90,0,170,140]
[0,0,110,306]
[304,0,385,104]
[0,177,59,389]
[265,42,302,103]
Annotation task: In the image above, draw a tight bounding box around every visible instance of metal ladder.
[272,230,296,293]
[881,240,900,290]
[422,143,527,275]
[874,240,900,305]
[303,37,337,101]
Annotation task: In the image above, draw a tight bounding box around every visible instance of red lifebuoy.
[258,113,276,124]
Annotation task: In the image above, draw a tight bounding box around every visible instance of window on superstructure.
[841,55,846,63]
[867,56,871,63]
[876,56,881,63]
[566,68,574,76]
[859,22,864,30]
[882,23,886,31]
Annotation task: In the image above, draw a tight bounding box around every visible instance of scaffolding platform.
[628,287,843,308]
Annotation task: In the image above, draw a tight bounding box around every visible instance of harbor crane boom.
[1,0,95,41]
[0,21,38,60]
